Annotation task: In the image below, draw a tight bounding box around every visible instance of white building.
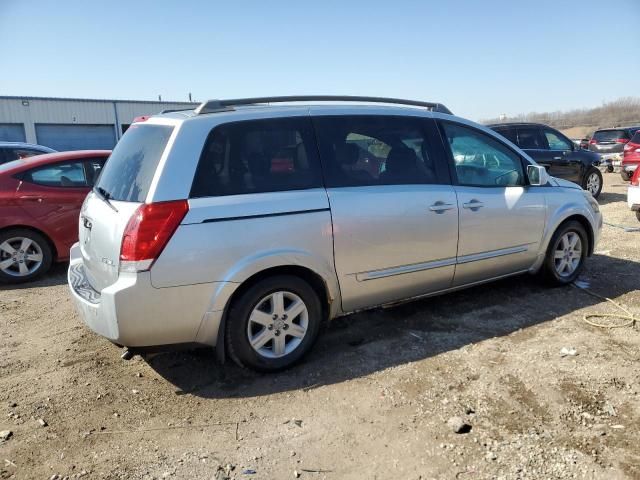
[0,96,197,150]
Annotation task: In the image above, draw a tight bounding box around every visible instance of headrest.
[385,146,418,173]
[336,143,359,166]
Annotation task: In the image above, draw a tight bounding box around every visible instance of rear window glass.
[593,130,627,142]
[190,117,322,198]
[95,124,173,202]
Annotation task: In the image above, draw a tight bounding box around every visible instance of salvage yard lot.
[1,174,638,480]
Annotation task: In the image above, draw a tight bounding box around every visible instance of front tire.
[0,229,53,284]
[541,221,588,286]
[583,167,603,198]
[226,275,322,372]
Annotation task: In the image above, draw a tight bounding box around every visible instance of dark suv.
[488,123,603,198]
[588,126,640,173]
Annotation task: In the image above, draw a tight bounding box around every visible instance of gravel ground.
[1,173,639,480]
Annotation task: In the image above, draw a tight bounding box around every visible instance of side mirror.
[527,164,549,186]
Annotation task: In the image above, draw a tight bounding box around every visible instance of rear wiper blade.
[94,186,118,212]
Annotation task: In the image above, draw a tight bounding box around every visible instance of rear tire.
[582,167,602,198]
[0,228,53,284]
[636,211,640,222]
[541,221,588,286]
[226,275,322,372]
[621,170,632,182]
[606,165,614,173]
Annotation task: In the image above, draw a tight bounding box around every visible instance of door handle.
[429,202,454,213]
[19,196,42,203]
[553,156,563,161]
[462,200,484,210]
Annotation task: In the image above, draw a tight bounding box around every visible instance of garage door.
[35,124,116,151]
[0,124,26,142]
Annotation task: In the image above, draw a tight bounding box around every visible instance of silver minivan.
[68,96,602,371]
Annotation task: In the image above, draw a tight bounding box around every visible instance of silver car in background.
[68,96,602,371]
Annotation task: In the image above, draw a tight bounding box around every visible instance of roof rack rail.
[159,107,196,114]
[194,96,452,115]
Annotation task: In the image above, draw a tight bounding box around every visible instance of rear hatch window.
[593,130,627,143]
[95,124,174,202]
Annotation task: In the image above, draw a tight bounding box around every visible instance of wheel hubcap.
[553,232,582,277]
[247,291,309,359]
[0,237,43,277]
[586,173,600,195]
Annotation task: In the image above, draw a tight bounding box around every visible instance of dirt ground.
[1,173,639,480]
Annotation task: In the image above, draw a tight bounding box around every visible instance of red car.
[621,130,640,181]
[0,150,110,283]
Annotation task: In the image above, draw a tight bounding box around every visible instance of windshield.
[95,124,173,202]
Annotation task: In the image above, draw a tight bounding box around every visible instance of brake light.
[615,138,629,144]
[120,200,189,271]
[589,139,597,144]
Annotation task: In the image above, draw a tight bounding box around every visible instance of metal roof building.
[0,96,197,151]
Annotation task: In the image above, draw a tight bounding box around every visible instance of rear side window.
[631,131,640,144]
[492,127,518,144]
[314,115,441,187]
[593,130,627,142]
[516,126,545,149]
[24,161,88,187]
[190,117,322,198]
[6,148,46,162]
[95,124,173,202]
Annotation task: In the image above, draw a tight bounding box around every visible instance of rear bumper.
[67,243,234,348]
[628,186,640,211]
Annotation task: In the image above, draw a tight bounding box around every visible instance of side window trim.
[436,119,530,188]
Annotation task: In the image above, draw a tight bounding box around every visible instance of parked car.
[621,130,640,181]
[0,142,56,165]
[628,165,640,222]
[68,96,602,372]
[487,122,603,198]
[579,138,590,150]
[0,150,110,283]
[589,126,640,173]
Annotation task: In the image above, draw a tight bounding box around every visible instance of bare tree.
[482,97,640,133]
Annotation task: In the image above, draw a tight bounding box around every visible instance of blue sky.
[1,0,638,120]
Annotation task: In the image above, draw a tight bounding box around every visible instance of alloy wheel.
[553,232,582,277]
[246,291,309,358]
[586,172,600,195]
[0,237,44,277]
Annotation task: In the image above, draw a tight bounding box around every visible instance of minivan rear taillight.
[120,200,189,272]
[616,138,629,144]
[589,138,597,144]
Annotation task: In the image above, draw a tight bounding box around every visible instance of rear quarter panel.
[150,189,341,315]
